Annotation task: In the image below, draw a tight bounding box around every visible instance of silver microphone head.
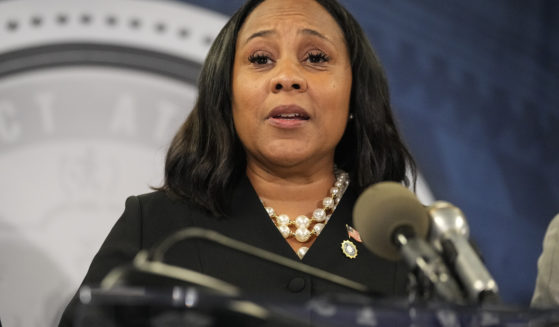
[427,201,469,250]
[427,201,500,303]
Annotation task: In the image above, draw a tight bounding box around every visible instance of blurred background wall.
[0,1,225,325]
[0,0,557,326]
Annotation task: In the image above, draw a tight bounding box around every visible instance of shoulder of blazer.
[130,190,216,232]
[134,190,199,216]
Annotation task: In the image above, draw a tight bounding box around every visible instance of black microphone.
[145,227,371,294]
[99,227,371,297]
[353,181,465,304]
[427,201,500,304]
[93,228,374,327]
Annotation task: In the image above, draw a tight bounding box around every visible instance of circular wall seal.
[0,1,227,326]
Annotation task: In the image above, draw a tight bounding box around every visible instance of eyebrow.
[299,28,329,41]
[243,28,333,45]
[244,29,276,44]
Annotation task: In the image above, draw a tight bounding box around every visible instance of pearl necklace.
[263,169,350,258]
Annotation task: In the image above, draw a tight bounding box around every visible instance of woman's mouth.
[267,105,310,128]
[271,112,309,120]
[268,105,310,119]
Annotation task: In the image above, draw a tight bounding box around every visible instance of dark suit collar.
[229,175,297,259]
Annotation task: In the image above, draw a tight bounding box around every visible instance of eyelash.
[248,54,271,65]
[306,51,330,64]
[247,51,330,65]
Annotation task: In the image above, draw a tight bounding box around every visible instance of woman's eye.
[248,54,272,65]
[306,52,329,64]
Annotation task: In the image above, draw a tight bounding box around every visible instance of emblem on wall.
[0,1,226,326]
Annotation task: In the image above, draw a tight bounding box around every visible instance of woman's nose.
[270,60,308,93]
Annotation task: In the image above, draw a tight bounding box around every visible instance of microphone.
[353,182,464,304]
[94,228,372,327]
[427,201,500,304]
[100,227,371,296]
[146,227,371,294]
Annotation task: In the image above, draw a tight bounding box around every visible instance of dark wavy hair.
[160,0,416,216]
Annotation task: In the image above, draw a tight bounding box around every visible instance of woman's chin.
[260,152,331,171]
[268,156,307,168]
[248,140,335,171]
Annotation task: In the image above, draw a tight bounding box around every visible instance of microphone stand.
[393,227,466,305]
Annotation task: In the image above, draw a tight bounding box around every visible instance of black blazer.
[58,176,409,326]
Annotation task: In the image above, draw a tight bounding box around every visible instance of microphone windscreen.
[353,181,429,261]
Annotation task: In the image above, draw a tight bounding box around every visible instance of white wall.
[0,1,225,326]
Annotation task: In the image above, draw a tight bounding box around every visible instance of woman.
[59,0,416,325]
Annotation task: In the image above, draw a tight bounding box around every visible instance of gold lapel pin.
[341,224,361,259]
[341,239,358,259]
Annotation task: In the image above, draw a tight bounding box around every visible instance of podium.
[74,285,559,327]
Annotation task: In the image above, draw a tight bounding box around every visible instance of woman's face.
[232,0,352,171]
